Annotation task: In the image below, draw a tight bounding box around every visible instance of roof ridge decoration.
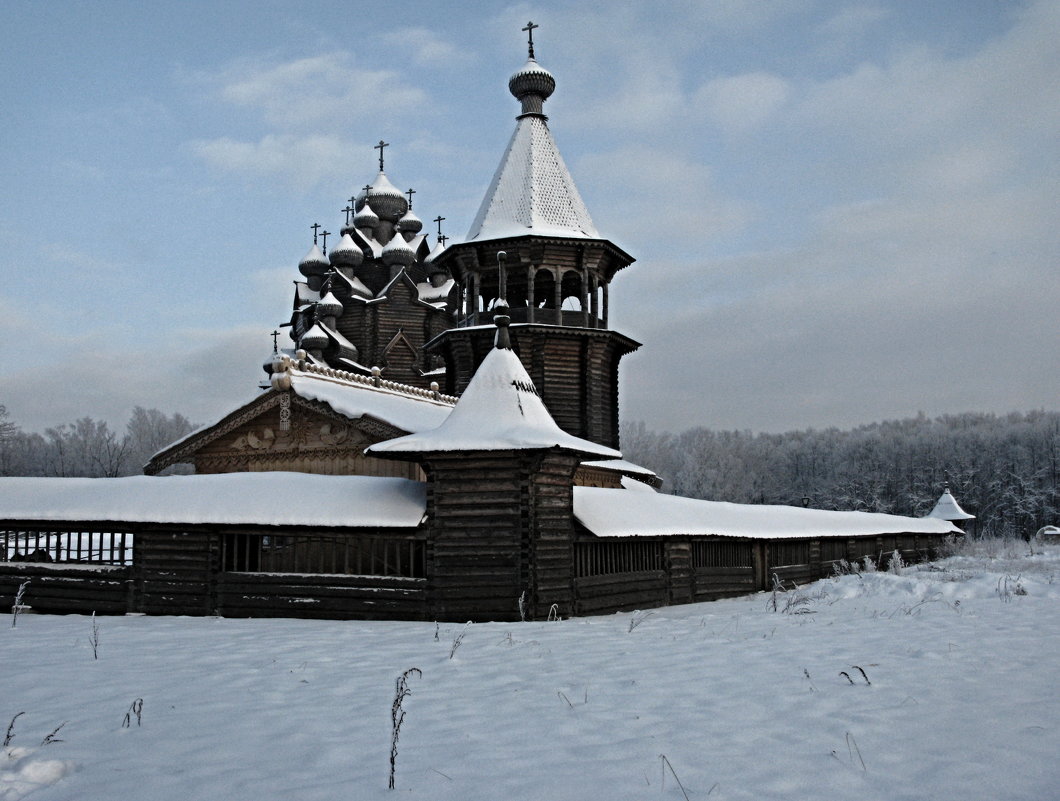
[270,351,457,405]
[465,25,600,243]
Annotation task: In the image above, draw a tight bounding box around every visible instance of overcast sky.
[2,0,1057,435]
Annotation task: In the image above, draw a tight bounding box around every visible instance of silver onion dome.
[396,208,423,236]
[509,58,555,115]
[381,229,416,266]
[299,323,328,351]
[366,171,408,222]
[353,201,380,231]
[316,291,344,319]
[329,233,364,266]
[298,244,330,277]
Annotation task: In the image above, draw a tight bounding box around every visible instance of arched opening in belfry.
[534,269,556,308]
[560,270,584,311]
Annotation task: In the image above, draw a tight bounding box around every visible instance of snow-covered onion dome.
[329,233,364,267]
[381,229,416,266]
[353,201,380,231]
[509,58,555,115]
[366,171,408,222]
[298,244,330,278]
[316,291,344,320]
[396,208,423,237]
[299,323,328,352]
[424,239,446,265]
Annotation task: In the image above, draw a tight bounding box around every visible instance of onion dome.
[317,291,344,320]
[298,244,330,277]
[381,229,416,266]
[424,239,447,265]
[366,171,408,222]
[509,58,555,116]
[397,208,423,236]
[299,323,328,352]
[353,201,380,231]
[329,233,364,266]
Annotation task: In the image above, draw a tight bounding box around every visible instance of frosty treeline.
[622,411,1059,538]
[0,405,196,478]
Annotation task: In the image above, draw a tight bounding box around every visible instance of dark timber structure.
[0,27,960,622]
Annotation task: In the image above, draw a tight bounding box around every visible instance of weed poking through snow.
[449,622,471,659]
[996,574,1027,602]
[4,712,24,747]
[11,579,30,627]
[90,612,101,660]
[122,699,143,728]
[628,610,654,632]
[388,667,421,790]
[41,722,66,746]
[888,550,905,575]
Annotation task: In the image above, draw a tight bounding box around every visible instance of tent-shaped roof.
[927,488,976,521]
[368,319,619,458]
[465,115,599,242]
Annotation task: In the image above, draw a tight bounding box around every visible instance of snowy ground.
[3,541,1059,801]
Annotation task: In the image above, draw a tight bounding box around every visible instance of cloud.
[578,146,750,255]
[380,27,470,67]
[693,71,791,134]
[189,133,351,191]
[211,53,429,131]
[2,327,267,434]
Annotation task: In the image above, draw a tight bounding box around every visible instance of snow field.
[3,545,1059,800]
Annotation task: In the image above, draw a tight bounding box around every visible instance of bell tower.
[426,23,639,450]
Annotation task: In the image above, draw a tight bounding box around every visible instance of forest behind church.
[1,403,1056,538]
[620,410,1059,539]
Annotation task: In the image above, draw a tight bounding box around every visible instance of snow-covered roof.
[927,489,976,520]
[465,114,599,242]
[287,367,454,434]
[416,278,455,305]
[0,473,425,529]
[574,487,960,540]
[368,334,619,458]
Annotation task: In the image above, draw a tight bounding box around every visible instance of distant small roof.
[465,112,598,242]
[368,328,619,458]
[926,489,976,521]
[575,487,961,540]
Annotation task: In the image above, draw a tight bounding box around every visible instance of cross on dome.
[374,140,389,172]
[310,222,321,244]
[522,20,539,59]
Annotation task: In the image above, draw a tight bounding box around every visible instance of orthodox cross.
[363,184,373,205]
[374,139,389,171]
[320,230,331,254]
[348,194,357,210]
[522,21,539,59]
[433,215,445,239]
[439,233,449,247]
[342,205,353,225]
[270,329,280,353]
[310,222,321,244]
[405,187,416,209]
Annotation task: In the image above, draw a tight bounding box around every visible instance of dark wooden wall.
[1,518,948,621]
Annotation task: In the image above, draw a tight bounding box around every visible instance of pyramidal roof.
[927,488,976,521]
[465,57,599,242]
[368,321,619,458]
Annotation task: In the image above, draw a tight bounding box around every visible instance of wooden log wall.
[216,573,426,620]
[526,452,582,620]
[423,454,532,622]
[0,563,130,615]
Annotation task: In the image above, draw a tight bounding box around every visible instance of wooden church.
[0,29,959,622]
